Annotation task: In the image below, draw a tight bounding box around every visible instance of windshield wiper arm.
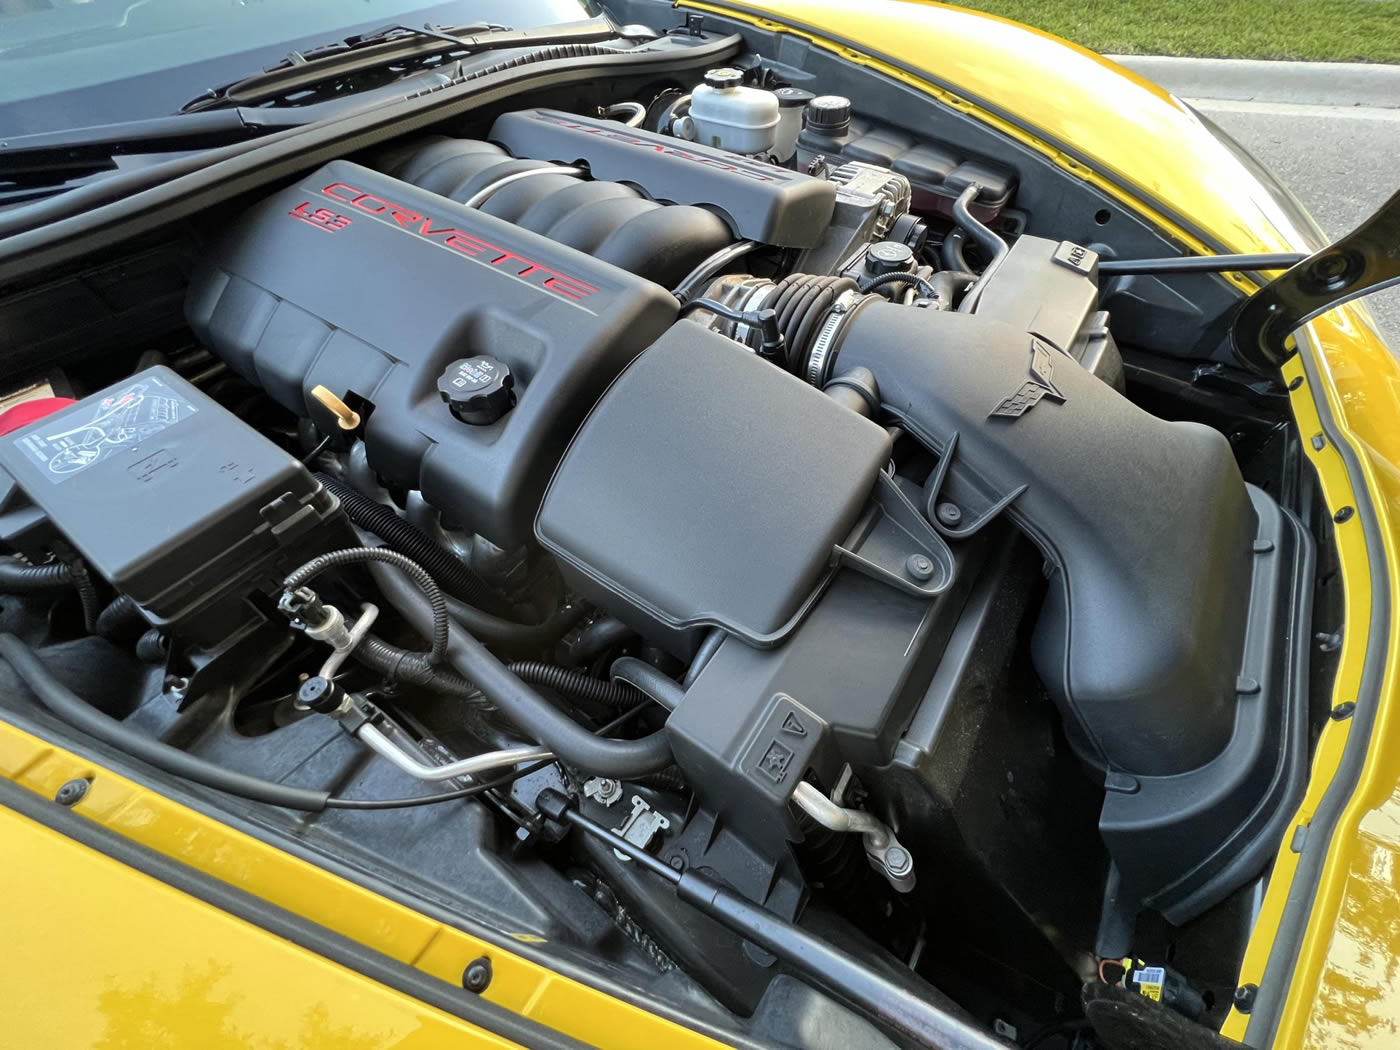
[180,18,621,113]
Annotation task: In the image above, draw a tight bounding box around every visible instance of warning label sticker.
[1133,966,1166,1003]
[13,376,196,484]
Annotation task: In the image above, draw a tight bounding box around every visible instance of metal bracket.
[611,795,671,862]
[1232,185,1400,372]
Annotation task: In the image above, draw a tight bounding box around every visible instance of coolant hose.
[445,594,590,649]
[951,184,1009,314]
[315,473,504,612]
[0,557,71,591]
[0,633,330,811]
[368,562,673,778]
[610,656,684,711]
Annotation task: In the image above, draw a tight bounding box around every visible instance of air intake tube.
[830,300,1258,778]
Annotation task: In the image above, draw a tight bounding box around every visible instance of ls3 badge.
[989,338,1067,419]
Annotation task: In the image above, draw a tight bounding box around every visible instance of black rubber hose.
[0,558,71,591]
[62,556,102,634]
[610,656,685,711]
[445,594,590,649]
[761,274,858,373]
[352,634,495,711]
[96,594,147,639]
[135,628,168,664]
[0,633,330,811]
[315,474,504,612]
[637,766,687,792]
[284,547,449,663]
[565,615,636,664]
[1098,252,1307,276]
[927,269,976,311]
[940,227,971,273]
[369,561,673,778]
[951,184,1010,314]
[858,271,937,298]
[507,662,645,710]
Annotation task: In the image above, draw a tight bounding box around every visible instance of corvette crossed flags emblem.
[988,337,1067,419]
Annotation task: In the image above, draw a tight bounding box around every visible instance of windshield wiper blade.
[180,18,620,113]
[0,109,304,180]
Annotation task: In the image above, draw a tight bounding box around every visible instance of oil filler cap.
[438,356,515,426]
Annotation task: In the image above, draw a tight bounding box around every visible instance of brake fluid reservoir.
[688,68,780,156]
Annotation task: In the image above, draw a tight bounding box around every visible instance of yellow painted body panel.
[2,3,1398,1047]
[0,803,527,1050]
[0,723,732,1050]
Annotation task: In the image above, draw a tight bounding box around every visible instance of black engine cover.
[186,159,677,544]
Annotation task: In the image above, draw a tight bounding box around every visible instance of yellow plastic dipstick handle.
[310,385,361,431]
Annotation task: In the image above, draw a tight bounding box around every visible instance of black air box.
[536,322,946,653]
[0,367,344,646]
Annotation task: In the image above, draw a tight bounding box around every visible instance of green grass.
[948,0,1400,62]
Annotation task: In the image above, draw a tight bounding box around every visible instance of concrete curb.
[1104,55,1400,108]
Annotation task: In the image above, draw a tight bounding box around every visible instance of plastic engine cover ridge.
[488,109,837,247]
[835,302,1258,780]
[185,159,678,545]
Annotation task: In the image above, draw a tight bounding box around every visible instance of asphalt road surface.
[1111,57,1400,350]
[1198,97,1400,349]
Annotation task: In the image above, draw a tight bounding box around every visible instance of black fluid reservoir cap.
[703,67,745,89]
[865,240,916,275]
[438,356,515,425]
[805,94,852,135]
[774,86,814,109]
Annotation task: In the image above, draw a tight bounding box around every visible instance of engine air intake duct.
[831,301,1312,924]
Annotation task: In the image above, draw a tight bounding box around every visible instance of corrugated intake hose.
[0,557,71,591]
[758,273,859,373]
[0,633,331,811]
[315,473,505,613]
[284,548,449,664]
[507,662,645,710]
[369,561,673,778]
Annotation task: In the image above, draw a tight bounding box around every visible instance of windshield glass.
[1,0,604,136]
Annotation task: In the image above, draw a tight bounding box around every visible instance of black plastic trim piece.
[0,776,591,1050]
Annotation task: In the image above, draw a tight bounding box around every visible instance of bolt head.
[462,956,493,993]
[55,778,89,806]
[935,502,963,527]
[905,553,935,581]
[883,845,912,876]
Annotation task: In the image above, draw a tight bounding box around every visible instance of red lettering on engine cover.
[320,182,599,304]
